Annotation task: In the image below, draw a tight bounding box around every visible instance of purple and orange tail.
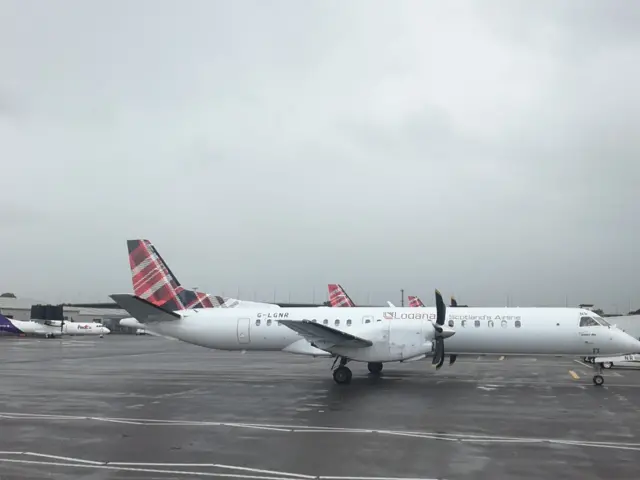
[407,295,425,307]
[127,239,219,310]
[327,284,356,307]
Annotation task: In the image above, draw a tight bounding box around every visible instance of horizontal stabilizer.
[110,294,181,324]
[279,320,373,348]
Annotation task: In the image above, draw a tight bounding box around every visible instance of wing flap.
[279,320,372,348]
[110,294,181,324]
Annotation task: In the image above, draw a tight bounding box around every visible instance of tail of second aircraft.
[127,239,220,311]
[328,284,356,307]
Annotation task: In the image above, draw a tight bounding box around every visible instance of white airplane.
[0,314,110,338]
[110,290,640,387]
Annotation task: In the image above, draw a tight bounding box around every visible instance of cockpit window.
[593,315,611,327]
[580,316,600,327]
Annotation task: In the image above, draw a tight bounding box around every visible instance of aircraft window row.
[453,319,522,328]
[254,318,360,327]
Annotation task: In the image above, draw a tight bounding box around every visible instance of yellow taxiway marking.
[499,356,505,361]
[569,370,580,380]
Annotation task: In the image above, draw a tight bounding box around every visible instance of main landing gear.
[367,362,383,375]
[332,357,352,385]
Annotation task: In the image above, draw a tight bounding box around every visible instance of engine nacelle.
[330,319,434,363]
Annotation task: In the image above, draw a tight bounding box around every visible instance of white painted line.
[321,477,443,480]
[24,452,104,465]
[107,462,316,478]
[92,417,143,425]
[0,451,23,455]
[0,459,304,478]
[574,360,591,368]
[226,423,292,432]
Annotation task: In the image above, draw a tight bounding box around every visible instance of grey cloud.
[0,1,638,311]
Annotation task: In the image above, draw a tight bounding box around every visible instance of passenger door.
[237,318,251,344]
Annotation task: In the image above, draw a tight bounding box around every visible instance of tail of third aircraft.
[407,295,425,307]
[127,239,220,311]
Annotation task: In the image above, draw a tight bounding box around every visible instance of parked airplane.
[0,314,110,338]
[110,290,640,386]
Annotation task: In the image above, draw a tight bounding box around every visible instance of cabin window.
[267,319,272,326]
[515,320,521,328]
[461,320,467,328]
[334,319,340,326]
[323,319,328,325]
[448,320,454,327]
[347,319,352,326]
[474,320,480,328]
[501,320,507,328]
[255,319,261,326]
[580,316,599,327]
[488,320,494,328]
[376,318,382,322]
[364,318,371,324]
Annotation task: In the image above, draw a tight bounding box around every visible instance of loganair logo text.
[257,313,290,319]
[77,325,92,329]
[383,312,436,320]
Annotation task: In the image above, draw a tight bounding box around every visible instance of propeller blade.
[449,354,458,365]
[432,338,444,365]
[435,289,446,326]
[450,296,458,307]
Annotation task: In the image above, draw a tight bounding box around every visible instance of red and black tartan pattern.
[328,284,356,307]
[127,240,218,310]
[407,295,425,307]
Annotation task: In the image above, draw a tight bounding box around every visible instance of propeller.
[450,296,458,307]
[432,289,455,369]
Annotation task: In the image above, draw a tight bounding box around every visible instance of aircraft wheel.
[367,362,383,375]
[593,375,604,386]
[601,362,613,369]
[333,366,352,385]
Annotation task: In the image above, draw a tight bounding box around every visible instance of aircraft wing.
[110,294,182,324]
[279,320,373,348]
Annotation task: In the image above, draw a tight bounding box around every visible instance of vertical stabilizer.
[127,239,218,310]
[407,295,425,307]
[328,284,357,307]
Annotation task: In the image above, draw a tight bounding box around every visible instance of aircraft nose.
[103,327,111,334]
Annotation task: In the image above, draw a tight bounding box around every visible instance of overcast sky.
[1,1,639,311]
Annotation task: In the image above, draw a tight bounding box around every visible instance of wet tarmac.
[1,335,639,480]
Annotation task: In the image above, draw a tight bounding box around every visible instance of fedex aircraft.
[0,314,110,338]
[110,290,640,387]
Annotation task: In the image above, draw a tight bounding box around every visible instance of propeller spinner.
[432,289,455,369]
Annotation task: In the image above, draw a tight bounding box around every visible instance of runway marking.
[569,370,580,380]
[0,454,445,480]
[1,412,639,451]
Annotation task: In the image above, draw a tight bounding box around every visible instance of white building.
[0,296,129,330]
